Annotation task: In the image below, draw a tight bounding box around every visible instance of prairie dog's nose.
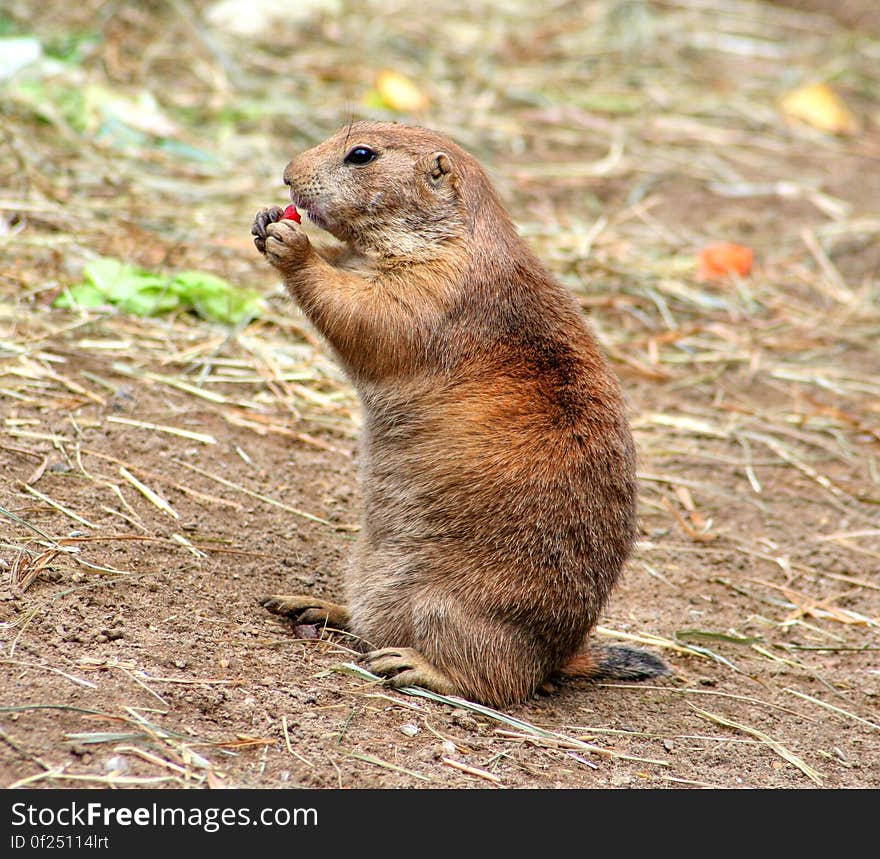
[282,161,295,186]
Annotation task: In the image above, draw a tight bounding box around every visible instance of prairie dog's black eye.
[344,146,377,166]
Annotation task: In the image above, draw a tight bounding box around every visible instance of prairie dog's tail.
[557,643,669,682]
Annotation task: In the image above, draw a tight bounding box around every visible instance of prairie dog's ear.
[417,151,455,188]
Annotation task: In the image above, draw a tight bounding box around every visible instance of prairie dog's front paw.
[251,206,284,255]
[264,219,312,272]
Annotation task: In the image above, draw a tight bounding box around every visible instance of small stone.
[174,659,187,669]
[104,755,129,774]
[293,624,319,640]
[450,708,478,730]
[399,723,420,737]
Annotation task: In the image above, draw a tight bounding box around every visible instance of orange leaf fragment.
[375,70,429,112]
[780,83,859,136]
[698,242,754,281]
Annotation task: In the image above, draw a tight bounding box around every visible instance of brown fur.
[252,121,667,708]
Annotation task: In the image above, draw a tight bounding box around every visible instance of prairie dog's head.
[283,121,512,259]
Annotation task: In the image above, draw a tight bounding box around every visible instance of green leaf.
[54,257,262,326]
[172,270,264,325]
[82,258,160,299]
[53,282,107,309]
[116,285,181,317]
[43,31,100,63]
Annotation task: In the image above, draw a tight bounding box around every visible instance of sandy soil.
[1,0,878,789]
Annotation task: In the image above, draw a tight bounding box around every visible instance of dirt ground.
[1,0,878,789]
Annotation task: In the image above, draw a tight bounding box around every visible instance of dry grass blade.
[111,363,229,404]
[106,416,217,444]
[119,467,179,519]
[171,532,207,558]
[441,757,503,784]
[175,460,334,527]
[346,751,432,782]
[784,689,880,733]
[80,448,243,510]
[113,744,192,776]
[8,771,181,788]
[744,432,852,504]
[2,659,98,689]
[281,715,315,767]
[1,0,878,791]
[17,482,96,528]
[690,705,823,785]
[11,547,63,593]
[594,625,738,669]
[659,775,728,788]
[748,578,878,627]
[0,505,58,543]
[600,685,823,722]
[339,663,669,766]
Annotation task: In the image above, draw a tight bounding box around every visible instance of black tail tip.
[596,645,670,681]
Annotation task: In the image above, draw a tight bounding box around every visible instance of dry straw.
[1,0,878,788]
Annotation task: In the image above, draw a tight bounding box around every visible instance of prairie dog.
[252,121,667,707]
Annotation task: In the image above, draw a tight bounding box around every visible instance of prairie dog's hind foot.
[359,647,458,697]
[260,594,350,630]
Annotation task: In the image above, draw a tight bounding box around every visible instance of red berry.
[281,205,301,223]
